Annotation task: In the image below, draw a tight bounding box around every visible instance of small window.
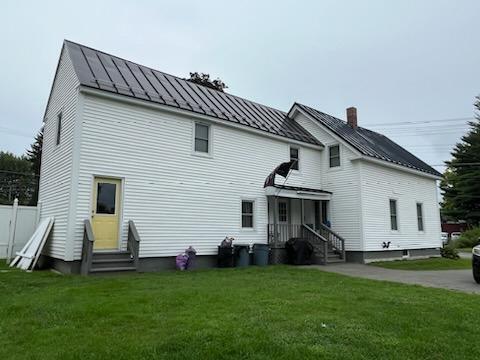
[416,203,424,231]
[278,201,288,222]
[56,112,62,145]
[194,123,209,153]
[329,145,340,167]
[389,199,398,231]
[96,183,116,214]
[241,200,254,228]
[290,147,299,170]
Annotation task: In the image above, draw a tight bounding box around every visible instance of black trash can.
[285,238,314,265]
[253,243,269,266]
[217,246,234,268]
[234,245,250,267]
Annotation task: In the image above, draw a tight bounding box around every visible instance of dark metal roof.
[294,103,442,177]
[272,184,332,194]
[64,40,321,146]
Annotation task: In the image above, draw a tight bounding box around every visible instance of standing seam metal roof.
[64,40,321,146]
[294,103,442,177]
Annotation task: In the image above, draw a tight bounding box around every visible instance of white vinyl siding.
[294,112,363,251]
[38,46,79,259]
[360,161,441,251]
[70,94,323,259]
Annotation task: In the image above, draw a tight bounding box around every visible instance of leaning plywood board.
[10,217,54,271]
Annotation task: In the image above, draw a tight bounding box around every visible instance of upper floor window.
[329,144,340,167]
[194,123,209,153]
[56,112,62,145]
[416,203,424,231]
[241,200,254,228]
[389,199,398,231]
[290,147,299,170]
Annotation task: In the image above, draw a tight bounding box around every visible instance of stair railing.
[127,220,141,270]
[301,224,328,264]
[316,223,346,260]
[81,219,95,275]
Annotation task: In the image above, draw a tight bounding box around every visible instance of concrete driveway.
[309,262,480,294]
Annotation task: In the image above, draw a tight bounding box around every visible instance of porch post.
[273,196,278,244]
[300,198,304,225]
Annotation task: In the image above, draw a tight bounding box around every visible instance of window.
[96,183,116,214]
[278,201,288,222]
[241,200,254,228]
[329,145,340,167]
[416,203,424,231]
[56,112,62,145]
[389,199,398,231]
[194,123,209,153]
[290,147,299,170]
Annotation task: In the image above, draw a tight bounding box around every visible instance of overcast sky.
[1,0,478,173]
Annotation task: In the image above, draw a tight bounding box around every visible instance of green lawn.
[1,262,479,359]
[370,257,472,270]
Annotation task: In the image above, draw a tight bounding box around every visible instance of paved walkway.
[309,263,480,294]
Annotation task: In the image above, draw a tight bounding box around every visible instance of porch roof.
[265,184,332,200]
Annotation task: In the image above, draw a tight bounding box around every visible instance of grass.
[1,262,480,359]
[370,257,472,270]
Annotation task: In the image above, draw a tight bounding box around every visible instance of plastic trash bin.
[217,246,234,268]
[253,243,269,266]
[234,245,250,267]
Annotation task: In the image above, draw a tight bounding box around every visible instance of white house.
[39,40,442,274]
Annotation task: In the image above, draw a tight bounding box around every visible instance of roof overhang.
[354,156,442,180]
[265,185,332,201]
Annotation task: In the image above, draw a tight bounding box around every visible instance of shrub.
[454,227,480,249]
[440,245,459,260]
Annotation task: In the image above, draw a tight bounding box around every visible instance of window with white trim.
[416,203,424,231]
[56,112,62,145]
[290,147,299,170]
[389,199,398,230]
[241,200,254,228]
[329,145,340,167]
[194,123,209,153]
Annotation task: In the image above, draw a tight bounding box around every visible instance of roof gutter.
[79,86,324,151]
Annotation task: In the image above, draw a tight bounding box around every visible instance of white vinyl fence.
[0,199,40,261]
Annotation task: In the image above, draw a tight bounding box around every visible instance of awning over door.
[264,185,332,201]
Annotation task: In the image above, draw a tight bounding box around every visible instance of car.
[451,232,461,241]
[473,245,480,284]
[441,232,449,245]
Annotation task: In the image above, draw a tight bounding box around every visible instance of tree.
[440,96,480,226]
[25,127,43,204]
[187,72,228,92]
[0,151,37,205]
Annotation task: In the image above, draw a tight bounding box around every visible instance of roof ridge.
[64,39,287,116]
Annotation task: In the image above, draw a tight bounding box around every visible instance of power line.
[365,116,475,127]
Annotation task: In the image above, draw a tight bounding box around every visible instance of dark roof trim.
[64,40,321,146]
[289,103,442,178]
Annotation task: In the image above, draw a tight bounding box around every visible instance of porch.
[265,185,346,264]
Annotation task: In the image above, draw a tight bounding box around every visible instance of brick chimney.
[346,107,357,128]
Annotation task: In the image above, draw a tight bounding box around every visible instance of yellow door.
[91,177,121,250]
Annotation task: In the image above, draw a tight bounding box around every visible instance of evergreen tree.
[25,127,43,204]
[0,151,35,205]
[440,96,480,225]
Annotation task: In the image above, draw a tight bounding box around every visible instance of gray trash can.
[234,245,250,267]
[253,243,269,266]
